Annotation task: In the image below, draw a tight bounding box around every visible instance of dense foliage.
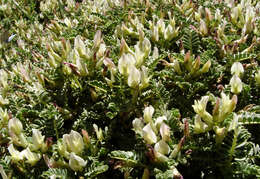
[0,0,259,178]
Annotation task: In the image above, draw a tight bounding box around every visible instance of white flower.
[73,50,88,76]
[192,96,209,116]
[132,118,144,135]
[192,96,213,125]
[127,66,141,88]
[8,144,24,162]
[134,45,145,68]
[164,25,173,40]
[21,148,41,166]
[142,123,157,144]
[160,122,170,141]
[8,118,23,136]
[155,116,167,129]
[141,38,151,58]
[69,153,87,172]
[230,75,243,94]
[62,130,84,155]
[151,25,159,42]
[74,35,86,57]
[32,129,45,151]
[231,62,244,77]
[220,93,237,116]
[140,66,150,89]
[0,69,9,90]
[194,115,209,134]
[154,140,170,155]
[93,30,102,49]
[143,105,154,123]
[154,150,169,162]
[118,53,136,76]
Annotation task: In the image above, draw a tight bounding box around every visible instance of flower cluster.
[133,106,183,162]
[192,93,238,143]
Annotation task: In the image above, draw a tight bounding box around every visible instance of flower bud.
[127,66,141,88]
[0,108,9,124]
[48,54,59,68]
[230,75,243,94]
[142,123,157,144]
[69,153,87,172]
[199,19,208,36]
[184,51,192,71]
[171,59,182,75]
[151,25,159,42]
[143,105,154,123]
[0,70,8,90]
[8,118,23,136]
[214,126,226,144]
[164,25,173,40]
[0,95,9,106]
[142,168,149,179]
[194,12,201,22]
[191,56,201,72]
[215,9,222,22]
[231,62,244,77]
[231,6,239,24]
[119,38,134,56]
[81,129,91,148]
[205,8,213,23]
[157,19,165,35]
[62,65,72,75]
[62,130,84,155]
[200,60,211,73]
[134,45,145,68]
[93,30,102,50]
[21,148,41,166]
[255,70,260,86]
[96,43,106,60]
[93,124,103,141]
[142,38,151,57]
[152,46,159,60]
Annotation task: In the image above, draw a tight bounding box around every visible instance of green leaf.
[41,168,68,179]
[109,150,139,166]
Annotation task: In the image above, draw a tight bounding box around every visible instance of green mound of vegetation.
[0,0,259,178]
